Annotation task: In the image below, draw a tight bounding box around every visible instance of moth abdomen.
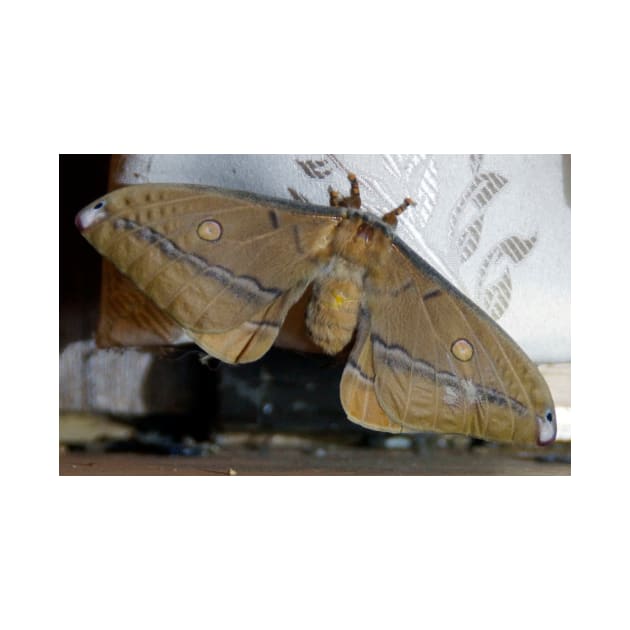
[306,277,362,355]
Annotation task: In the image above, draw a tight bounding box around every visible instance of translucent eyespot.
[197,219,222,242]
[545,409,554,423]
[451,338,474,362]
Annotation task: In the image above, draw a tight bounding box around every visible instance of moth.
[76,174,556,445]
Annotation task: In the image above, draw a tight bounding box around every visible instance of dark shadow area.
[59,155,111,347]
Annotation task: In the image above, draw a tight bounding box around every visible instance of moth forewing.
[77,184,341,335]
[373,240,556,444]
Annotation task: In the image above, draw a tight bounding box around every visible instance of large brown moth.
[76,174,556,445]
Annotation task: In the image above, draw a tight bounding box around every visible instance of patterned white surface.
[116,154,570,363]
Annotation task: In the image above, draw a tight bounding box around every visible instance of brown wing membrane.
[77,184,341,339]
[187,285,306,363]
[339,312,405,433]
[363,244,555,445]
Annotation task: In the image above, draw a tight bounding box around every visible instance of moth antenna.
[382,197,416,226]
[346,172,362,209]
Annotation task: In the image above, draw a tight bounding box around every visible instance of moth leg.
[344,172,362,209]
[331,172,362,209]
[329,187,342,207]
[382,197,415,226]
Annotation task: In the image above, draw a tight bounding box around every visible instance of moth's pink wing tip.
[76,199,108,232]
[536,410,557,445]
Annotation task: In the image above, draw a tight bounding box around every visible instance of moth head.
[333,214,394,268]
[76,197,108,232]
[536,407,557,446]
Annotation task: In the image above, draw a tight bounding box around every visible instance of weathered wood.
[60,340,216,417]
[59,446,571,476]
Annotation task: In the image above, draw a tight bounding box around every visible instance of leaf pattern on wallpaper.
[445,154,537,320]
[470,154,483,174]
[325,154,439,227]
[286,187,310,203]
[476,235,538,319]
[294,159,333,180]
[448,156,509,260]
[458,216,486,263]
[483,267,512,320]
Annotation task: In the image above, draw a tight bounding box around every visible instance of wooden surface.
[60,445,570,476]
